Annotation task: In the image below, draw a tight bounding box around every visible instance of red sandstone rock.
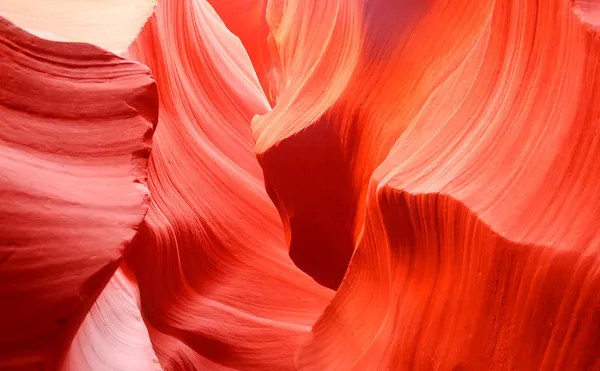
[206,0,273,104]
[252,0,443,289]
[64,267,162,371]
[124,0,332,369]
[0,17,157,369]
[277,0,600,369]
[2,0,600,369]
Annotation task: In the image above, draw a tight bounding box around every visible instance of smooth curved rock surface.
[2,0,600,369]
[0,17,157,370]
[206,0,273,104]
[125,0,333,369]
[292,0,600,369]
[252,0,486,289]
[64,268,162,371]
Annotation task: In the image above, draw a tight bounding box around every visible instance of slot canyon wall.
[0,0,599,370]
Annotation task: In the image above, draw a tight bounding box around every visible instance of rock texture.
[64,268,162,371]
[0,17,157,369]
[252,0,433,289]
[2,0,600,369]
[206,0,273,104]
[251,0,600,369]
[124,0,332,369]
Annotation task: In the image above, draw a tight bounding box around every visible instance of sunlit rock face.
[1,0,599,370]
[123,1,333,369]
[258,0,600,369]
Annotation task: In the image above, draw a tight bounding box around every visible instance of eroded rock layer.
[64,268,162,371]
[255,0,600,369]
[2,0,599,369]
[252,0,482,289]
[125,0,333,369]
[0,17,157,370]
[206,0,273,104]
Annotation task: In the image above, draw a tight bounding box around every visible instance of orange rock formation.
[1,0,599,369]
